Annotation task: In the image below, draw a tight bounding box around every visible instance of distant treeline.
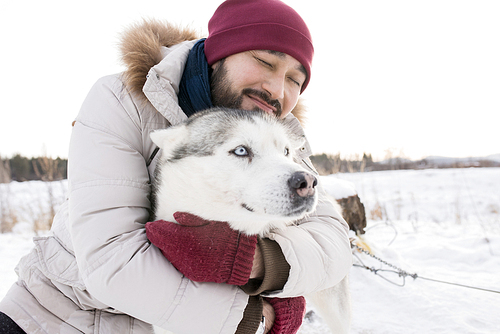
[311,153,375,174]
[0,154,67,183]
[310,153,500,175]
[2,152,499,183]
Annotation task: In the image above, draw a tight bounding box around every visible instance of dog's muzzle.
[288,171,317,198]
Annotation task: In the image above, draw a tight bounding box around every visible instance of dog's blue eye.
[234,146,248,156]
[284,147,289,156]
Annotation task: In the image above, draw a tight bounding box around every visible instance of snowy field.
[1,168,500,333]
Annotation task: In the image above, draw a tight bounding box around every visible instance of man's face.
[210,50,307,119]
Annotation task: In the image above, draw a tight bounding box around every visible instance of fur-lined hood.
[119,19,307,124]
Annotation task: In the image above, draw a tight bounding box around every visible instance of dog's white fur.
[151,108,350,333]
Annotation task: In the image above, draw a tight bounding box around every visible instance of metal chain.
[351,243,418,279]
[351,241,500,294]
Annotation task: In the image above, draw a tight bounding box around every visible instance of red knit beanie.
[205,0,314,93]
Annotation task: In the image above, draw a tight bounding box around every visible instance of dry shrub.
[33,210,53,233]
[488,204,499,215]
[0,184,16,233]
[369,202,384,220]
[0,210,18,233]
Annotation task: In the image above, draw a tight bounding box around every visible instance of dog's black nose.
[288,171,317,197]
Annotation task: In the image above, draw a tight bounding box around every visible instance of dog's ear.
[287,132,306,153]
[290,134,306,150]
[150,125,188,152]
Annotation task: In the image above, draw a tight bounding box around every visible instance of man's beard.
[210,59,283,117]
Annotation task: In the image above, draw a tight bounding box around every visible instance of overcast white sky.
[1,0,499,161]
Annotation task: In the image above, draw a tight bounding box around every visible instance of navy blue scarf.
[178,39,214,117]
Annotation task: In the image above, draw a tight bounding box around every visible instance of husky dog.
[150,107,350,333]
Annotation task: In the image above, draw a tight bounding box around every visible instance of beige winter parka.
[0,20,352,334]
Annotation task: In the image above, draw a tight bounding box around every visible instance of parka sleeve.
[68,75,248,334]
[263,168,352,297]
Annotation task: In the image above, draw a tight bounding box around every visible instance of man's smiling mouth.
[247,94,277,115]
[240,88,282,117]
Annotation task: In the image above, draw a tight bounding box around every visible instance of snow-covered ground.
[1,168,499,333]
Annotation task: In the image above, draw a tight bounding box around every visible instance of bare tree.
[0,157,11,184]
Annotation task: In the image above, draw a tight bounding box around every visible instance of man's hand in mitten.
[263,296,306,334]
[145,212,258,285]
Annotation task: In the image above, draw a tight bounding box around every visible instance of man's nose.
[262,75,285,101]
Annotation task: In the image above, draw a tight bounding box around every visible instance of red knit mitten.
[145,212,258,285]
[264,296,306,334]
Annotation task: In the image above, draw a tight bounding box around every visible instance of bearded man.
[0,1,351,333]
